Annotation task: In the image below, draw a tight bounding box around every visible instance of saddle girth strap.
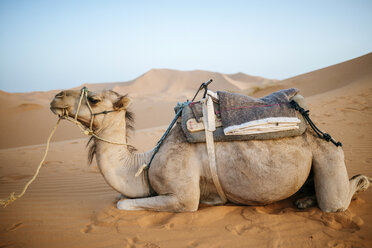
[201,96,228,204]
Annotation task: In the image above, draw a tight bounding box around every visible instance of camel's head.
[50,88,132,130]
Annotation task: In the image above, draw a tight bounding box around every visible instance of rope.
[63,117,128,146]
[0,87,125,208]
[290,100,342,147]
[0,118,62,208]
[143,104,185,196]
[142,80,213,197]
[65,87,127,146]
[75,88,85,121]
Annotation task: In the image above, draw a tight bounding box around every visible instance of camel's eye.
[55,91,64,98]
[87,96,100,104]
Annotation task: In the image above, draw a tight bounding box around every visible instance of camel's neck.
[94,111,154,198]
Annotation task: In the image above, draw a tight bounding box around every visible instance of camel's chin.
[50,107,91,127]
[50,107,64,116]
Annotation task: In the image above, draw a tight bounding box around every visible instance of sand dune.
[0,69,275,149]
[82,69,276,99]
[1,54,372,247]
[253,52,372,98]
[105,69,276,99]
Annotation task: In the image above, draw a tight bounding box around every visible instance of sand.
[1,53,372,247]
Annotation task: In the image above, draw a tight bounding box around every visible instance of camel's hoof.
[295,196,317,209]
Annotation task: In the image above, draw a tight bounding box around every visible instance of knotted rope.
[62,108,127,146]
[0,118,62,207]
[290,100,342,147]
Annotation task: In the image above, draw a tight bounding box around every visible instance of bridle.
[0,87,128,207]
[60,87,127,145]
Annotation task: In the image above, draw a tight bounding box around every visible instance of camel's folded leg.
[117,195,199,212]
[312,141,371,212]
[295,175,371,211]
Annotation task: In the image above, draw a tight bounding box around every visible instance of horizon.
[1,0,371,93]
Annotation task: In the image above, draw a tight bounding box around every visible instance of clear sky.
[0,0,371,92]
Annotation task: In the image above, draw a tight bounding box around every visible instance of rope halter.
[0,87,128,207]
[60,87,127,146]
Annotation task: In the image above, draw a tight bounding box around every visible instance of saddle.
[176,88,307,143]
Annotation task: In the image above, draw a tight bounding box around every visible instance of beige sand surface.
[0,54,371,247]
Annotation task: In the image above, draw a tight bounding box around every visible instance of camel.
[50,88,371,213]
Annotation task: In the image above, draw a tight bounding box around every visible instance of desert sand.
[0,53,371,248]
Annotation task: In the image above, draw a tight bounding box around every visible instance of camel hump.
[291,94,307,110]
[279,87,299,99]
[271,88,307,111]
[259,87,299,102]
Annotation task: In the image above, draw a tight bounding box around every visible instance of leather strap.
[201,96,227,204]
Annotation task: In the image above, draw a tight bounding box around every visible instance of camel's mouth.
[50,105,70,118]
[50,105,91,127]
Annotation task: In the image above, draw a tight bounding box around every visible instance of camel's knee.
[181,201,199,212]
[317,174,371,213]
[310,139,371,212]
[177,194,200,212]
[317,193,348,212]
[311,145,351,211]
[315,177,350,212]
[319,202,347,212]
[156,195,199,212]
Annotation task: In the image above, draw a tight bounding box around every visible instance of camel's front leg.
[117,171,201,212]
[117,194,199,212]
[122,142,201,212]
[311,140,371,212]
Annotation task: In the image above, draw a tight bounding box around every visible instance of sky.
[0,0,371,93]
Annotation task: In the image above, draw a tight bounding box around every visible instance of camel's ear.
[114,96,131,110]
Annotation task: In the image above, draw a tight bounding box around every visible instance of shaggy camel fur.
[50,89,371,212]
